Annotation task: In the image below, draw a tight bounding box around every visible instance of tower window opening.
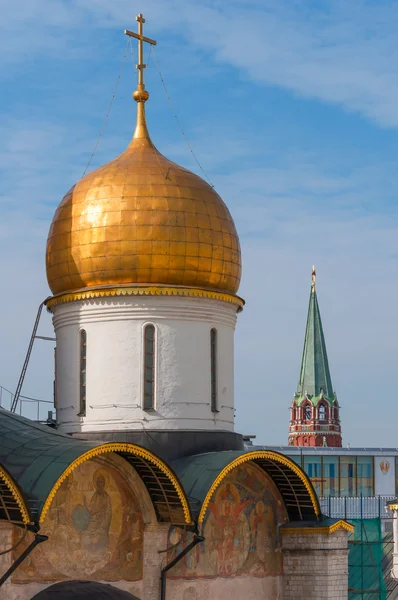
[319,404,326,420]
[304,405,311,420]
[210,328,218,413]
[79,330,87,416]
[143,324,155,410]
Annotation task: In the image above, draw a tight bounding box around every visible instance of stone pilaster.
[0,522,13,600]
[282,529,348,599]
[142,522,170,600]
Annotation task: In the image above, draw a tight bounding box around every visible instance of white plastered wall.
[51,295,238,434]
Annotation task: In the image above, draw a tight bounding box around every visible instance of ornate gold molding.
[0,465,30,524]
[281,519,354,535]
[40,443,192,525]
[45,286,244,311]
[198,450,320,524]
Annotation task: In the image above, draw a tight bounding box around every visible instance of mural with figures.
[12,458,143,582]
[168,463,287,579]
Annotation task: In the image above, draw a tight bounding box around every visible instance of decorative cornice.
[45,286,244,311]
[281,519,354,535]
[40,442,192,525]
[289,431,341,436]
[293,392,337,407]
[0,465,30,525]
[198,450,320,524]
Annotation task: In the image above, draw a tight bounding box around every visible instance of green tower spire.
[296,267,334,402]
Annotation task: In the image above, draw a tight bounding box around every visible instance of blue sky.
[1,0,398,446]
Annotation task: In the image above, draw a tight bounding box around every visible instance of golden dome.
[46,83,241,297]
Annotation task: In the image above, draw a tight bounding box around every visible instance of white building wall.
[51,295,238,434]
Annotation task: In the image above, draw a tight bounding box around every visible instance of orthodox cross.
[125,14,157,87]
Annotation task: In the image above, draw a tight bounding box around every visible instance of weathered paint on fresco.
[12,458,143,583]
[167,463,287,579]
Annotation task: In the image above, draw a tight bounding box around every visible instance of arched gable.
[40,443,191,526]
[172,450,320,524]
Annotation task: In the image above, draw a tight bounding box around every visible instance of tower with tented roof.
[288,267,342,447]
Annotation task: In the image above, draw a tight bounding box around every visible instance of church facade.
[0,14,350,600]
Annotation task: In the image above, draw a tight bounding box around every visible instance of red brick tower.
[288,268,342,447]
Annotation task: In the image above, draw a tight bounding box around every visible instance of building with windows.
[289,267,342,447]
[254,445,398,504]
[0,13,351,600]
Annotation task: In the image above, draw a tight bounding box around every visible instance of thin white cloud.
[3,1,398,125]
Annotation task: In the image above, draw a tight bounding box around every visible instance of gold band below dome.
[45,285,245,310]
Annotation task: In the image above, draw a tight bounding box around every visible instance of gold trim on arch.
[281,519,354,535]
[40,443,192,525]
[0,465,30,524]
[198,451,320,524]
[45,286,244,310]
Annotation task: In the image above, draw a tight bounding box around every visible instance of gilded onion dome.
[45,32,241,298]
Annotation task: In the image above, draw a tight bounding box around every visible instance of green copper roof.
[297,282,335,403]
[0,413,321,527]
[0,409,97,523]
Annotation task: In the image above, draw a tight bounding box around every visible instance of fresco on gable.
[167,463,287,579]
[12,458,143,583]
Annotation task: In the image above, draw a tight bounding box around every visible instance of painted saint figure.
[80,471,112,554]
[250,500,273,563]
[207,484,252,575]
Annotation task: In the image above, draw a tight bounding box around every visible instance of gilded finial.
[124,14,157,140]
[311,265,316,292]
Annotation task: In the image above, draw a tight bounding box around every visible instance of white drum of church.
[51,294,237,433]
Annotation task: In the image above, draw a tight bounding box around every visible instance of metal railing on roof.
[0,386,54,422]
[320,495,397,520]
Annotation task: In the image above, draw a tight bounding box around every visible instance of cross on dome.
[124,13,156,91]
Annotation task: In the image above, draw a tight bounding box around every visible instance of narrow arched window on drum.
[143,325,155,410]
[79,330,87,416]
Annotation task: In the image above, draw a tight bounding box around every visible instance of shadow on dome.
[30,581,141,600]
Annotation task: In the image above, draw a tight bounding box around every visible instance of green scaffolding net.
[348,518,388,600]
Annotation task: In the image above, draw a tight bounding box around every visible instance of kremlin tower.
[288,267,342,447]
